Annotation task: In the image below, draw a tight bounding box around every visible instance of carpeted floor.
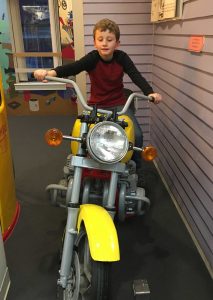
[4,115,213,300]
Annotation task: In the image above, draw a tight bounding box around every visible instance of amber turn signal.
[45,128,63,146]
[141,145,157,161]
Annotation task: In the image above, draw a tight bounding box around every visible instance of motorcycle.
[43,76,157,299]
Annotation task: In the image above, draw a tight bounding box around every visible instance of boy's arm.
[54,51,97,77]
[122,52,154,95]
[34,51,97,81]
[122,52,162,103]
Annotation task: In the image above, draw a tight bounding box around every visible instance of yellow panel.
[77,204,120,261]
[0,70,17,237]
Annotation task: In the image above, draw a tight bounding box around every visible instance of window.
[8,0,62,82]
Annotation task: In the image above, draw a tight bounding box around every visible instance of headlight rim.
[86,121,129,164]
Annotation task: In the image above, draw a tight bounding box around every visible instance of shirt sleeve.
[54,51,98,78]
[119,51,154,96]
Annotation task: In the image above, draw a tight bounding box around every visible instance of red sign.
[188,36,205,53]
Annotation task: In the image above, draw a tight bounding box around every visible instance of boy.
[34,18,162,170]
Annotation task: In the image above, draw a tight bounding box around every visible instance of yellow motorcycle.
[44,76,157,300]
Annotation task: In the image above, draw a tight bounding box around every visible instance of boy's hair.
[93,19,120,41]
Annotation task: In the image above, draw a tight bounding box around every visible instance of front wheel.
[61,228,111,300]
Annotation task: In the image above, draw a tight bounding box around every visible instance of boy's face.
[94,29,120,60]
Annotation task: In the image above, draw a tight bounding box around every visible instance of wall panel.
[152,0,213,274]
[182,0,213,19]
[154,18,213,35]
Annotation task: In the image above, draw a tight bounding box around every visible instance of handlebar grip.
[148,96,155,102]
[31,72,35,79]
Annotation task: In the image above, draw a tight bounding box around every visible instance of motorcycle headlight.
[87,121,129,164]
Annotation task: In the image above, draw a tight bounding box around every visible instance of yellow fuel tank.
[70,115,135,163]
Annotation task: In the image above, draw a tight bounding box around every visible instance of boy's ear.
[116,40,120,48]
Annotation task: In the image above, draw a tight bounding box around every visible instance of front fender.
[77,204,120,261]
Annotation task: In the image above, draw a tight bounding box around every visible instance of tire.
[61,228,111,300]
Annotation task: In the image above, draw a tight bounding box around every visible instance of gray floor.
[4,115,213,300]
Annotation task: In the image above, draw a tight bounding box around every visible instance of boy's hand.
[33,69,57,82]
[33,69,48,82]
[148,93,162,104]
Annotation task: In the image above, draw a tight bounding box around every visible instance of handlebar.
[44,76,154,115]
[117,93,154,115]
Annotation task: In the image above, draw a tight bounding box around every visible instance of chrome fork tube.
[106,171,118,219]
[58,167,82,288]
[58,122,87,288]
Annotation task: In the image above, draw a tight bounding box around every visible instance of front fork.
[58,166,82,288]
[106,172,118,219]
[58,122,87,288]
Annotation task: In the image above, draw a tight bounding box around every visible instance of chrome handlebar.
[45,76,154,115]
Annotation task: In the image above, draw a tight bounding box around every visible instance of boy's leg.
[124,106,147,188]
[124,107,143,170]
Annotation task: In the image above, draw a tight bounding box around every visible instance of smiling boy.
[34,18,162,169]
